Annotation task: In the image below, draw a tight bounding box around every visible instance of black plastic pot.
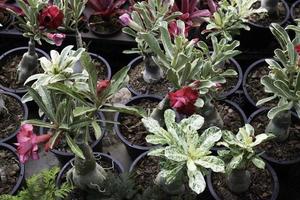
[242,58,270,113]
[0,47,49,94]
[127,56,243,99]
[39,112,107,166]
[0,90,28,144]
[237,0,290,50]
[0,143,25,195]
[291,0,300,22]
[207,162,279,200]
[114,95,163,159]
[88,15,122,36]
[56,152,124,199]
[89,52,112,80]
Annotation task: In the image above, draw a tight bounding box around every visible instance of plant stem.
[155,172,185,195]
[76,27,83,49]
[17,38,38,84]
[226,169,251,194]
[150,96,169,126]
[261,0,279,18]
[142,54,164,83]
[265,110,291,142]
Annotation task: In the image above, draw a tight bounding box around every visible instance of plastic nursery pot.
[0,143,25,195]
[291,0,300,22]
[114,95,163,159]
[89,52,112,80]
[0,47,49,94]
[242,58,271,113]
[207,162,279,200]
[88,14,122,36]
[39,112,107,166]
[0,90,28,144]
[55,152,124,199]
[237,0,290,50]
[247,108,300,167]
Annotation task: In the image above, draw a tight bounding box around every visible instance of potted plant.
[1,0,65,93]
[248,23,300,166]
[0,0,19,30]
[0,91,28,144]
[119,0,181,96]
[130,109,225,197]
[291,1,300,22]
[0,167,72,200]
[88,0,128,36]
[0,143,25,196]
[207,124,279,200]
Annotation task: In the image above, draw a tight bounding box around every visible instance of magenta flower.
[15,124,51,163]
[119,13,142,31]
[168,21,190,38]
[46,33,66,46]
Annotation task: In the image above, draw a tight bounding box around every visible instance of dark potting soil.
[89,15,121,35]
[0,94,24,140]
[293,3,300,19]
[218,60,239,97]
[0,150,20,195]
[251,113,300,162]
[249,1,287,27]
[246,64,277,108]
[93,59,107,80]
[63,156,118,200]
[128,61,172,96]
[119,99,159,147]
[216,101,244,133]
[212,167,273,200]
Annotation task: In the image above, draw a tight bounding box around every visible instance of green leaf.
[199,127,222,150]
[73,107,97,117]
[164,146,187,162]
[228,153,243,170]
[256,95,277,106]
[267,102,293,119]
[251,157,265,169]
[65,134,85,159]
[187,170,206,194]
[22,120,55,129]
[195,156,225,173]
[92,120,102,140]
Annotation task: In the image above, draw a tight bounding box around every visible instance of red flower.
[295,44,300,55]
[46,33,65,46]
[15,124,51,163]
[38,5,64,29]
[97,80,110,94]
[168,86,199,115]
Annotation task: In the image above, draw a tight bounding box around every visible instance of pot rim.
[88,52,112,80]
[0,90,29,143]
[290,0,300,21]
[88,14,122,37]
[129,150,149,173]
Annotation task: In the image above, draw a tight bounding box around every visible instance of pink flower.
[119,13,142,31]
[97,80,110,95]
[168,21,190,38]
[168,87,199,115]
[295,44,300,55]
[15,124,51,163]
[46,33,65,46]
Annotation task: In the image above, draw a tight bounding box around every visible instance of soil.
[0,94,24,140]
[246,64,277,108]
[248,1,287,27]
[128,61,173,96]
[250,112,300,162]
[93,59,108,80]
[212,167,273,200]
[0,54,43,89]
[134,155,160,190]
[89,15,121,35]
[62,156,119,200]
[0,149,20,195]
[218,60,239,97]
[293,3,300,19]
[119,98,160,147]
[216,101,244,133]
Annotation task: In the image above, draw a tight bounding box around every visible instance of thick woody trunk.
[199,97,224,130]
[142,55,164,83]
[17,38,38,84]
[150,97,169,126]
[155,173,185,195]
[227,169,251,194]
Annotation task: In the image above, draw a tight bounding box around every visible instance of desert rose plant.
[7,0,65,84]
[142,20,240,128]
[204,0,266,41]
[143,109,225,194]
[217,124,274,193]
[119,0,181,83]
[88,0,127,21]
[257,23,300,142]
[16,49,144,192]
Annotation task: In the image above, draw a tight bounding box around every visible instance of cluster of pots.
[1,0,300,199]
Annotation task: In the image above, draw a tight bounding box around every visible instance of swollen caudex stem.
[150,97,169,126]
[155,173,185,195]
[199,96,224,130]
[73,28,84,73]
[227,169,251,194]
[261,0,279,17]
[265,110,291,142]
[66,133,107,191]
[142,54,164,83]
[17,38,38,84]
